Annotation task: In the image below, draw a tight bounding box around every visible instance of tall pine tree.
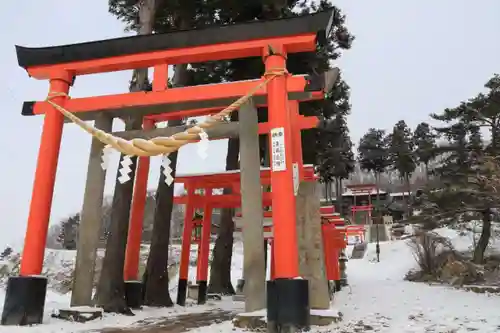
[108,0,221,306]
[95,0,163,313]
[428,74,500,263]
[413,122,438,181]
[205,0,354,294]
[388,120,416,217]
[358,128,391,213]
[108,0,354,295]
[316,79,354,214]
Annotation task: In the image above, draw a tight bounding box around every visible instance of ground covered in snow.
[1,228,500,332]
[327,238,500,332]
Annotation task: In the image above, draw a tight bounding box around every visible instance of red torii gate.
[157,165,350,304]
[122,98,317,307]
[346,184,377,224]
[122,108,317,286]
[6,9,336,329]
[163,165,316,305]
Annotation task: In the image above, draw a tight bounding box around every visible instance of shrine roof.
[16,10,334,68]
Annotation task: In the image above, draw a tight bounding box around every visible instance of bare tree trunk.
[96,119,141,314]
[473,208,492,264]
[335,177,343,215]
[404,174,411,218]
[96,0,160,313]
[141,2,191,305]
[375,172,381,213]
[424,162,430,183]
[208,134,239,295]
[374,172,381,261]
[143,64,189,306]
[142,152,177,307]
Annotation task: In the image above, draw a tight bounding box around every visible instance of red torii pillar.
[321,222,345,293]
[177,186,196,306]
[123,118,155,307]
[264,45,309,329]
[196,189,213,304]
[7,72,73,325]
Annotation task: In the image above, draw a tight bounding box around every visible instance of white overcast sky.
[0,0,498,247]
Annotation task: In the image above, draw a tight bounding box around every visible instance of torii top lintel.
[16,10,334,80]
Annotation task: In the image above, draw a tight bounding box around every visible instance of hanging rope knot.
[43,66,287,157]
[263,68,288,79]
[46,91,70,101]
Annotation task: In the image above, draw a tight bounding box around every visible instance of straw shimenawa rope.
[45,68,287,157]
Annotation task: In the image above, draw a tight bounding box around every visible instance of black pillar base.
[1,276,47,326]
[124,281,143,309]
[176,278,188,306]
[196,280,208,305]
[266,279,309,332]
[334,280,341,292]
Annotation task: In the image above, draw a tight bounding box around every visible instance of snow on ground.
[0,245,246,333]
[329,238,500,332]
[1,229,500,332]
[197,229,500,333]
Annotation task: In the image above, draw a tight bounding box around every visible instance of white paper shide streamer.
[162,154,174,186]
[118,155,133,184]
[197,130,209,159]
[100,145,113,171]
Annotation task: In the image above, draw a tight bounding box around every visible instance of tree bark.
[96,0,161,312]
[424,162,430,182]
[141,2,190,305]
[208,133,239,295]
[375,172,381,215]
[473,208,492,264]
[404,174,411,218]
[96,118,142,314]
[335,177,343,215]
[143,62,189,306]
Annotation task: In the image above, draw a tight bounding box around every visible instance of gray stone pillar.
[71,115,113,306]
[296,181,330,310]
[238,99,266,312]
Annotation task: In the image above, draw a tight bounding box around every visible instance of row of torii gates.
[2,9,361,332]
[146,167,362,308]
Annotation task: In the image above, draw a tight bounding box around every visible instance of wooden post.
[71,115,113,306]
[239,99,266,312]
[296,181,330,310]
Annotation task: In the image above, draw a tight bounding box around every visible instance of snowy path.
[334,279,500,332]
[328,241,500,333]
[194,238,500,333]
[2,232,500,332]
